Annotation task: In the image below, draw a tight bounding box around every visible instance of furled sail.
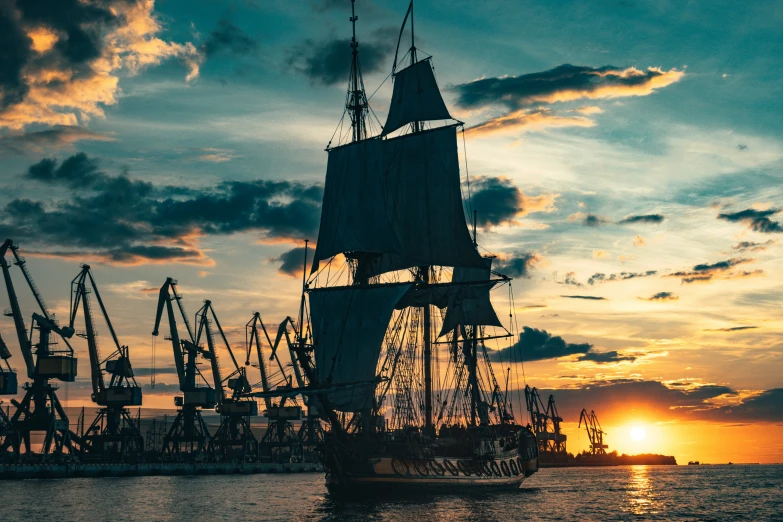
[364,126,486,276]
[309,283,412,412]
[382,59,453,136]
[311,138,401,273]
[438,258,503,337]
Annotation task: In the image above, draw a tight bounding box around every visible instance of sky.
[0,0,781,463]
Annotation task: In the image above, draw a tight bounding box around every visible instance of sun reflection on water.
[625,465,661,516]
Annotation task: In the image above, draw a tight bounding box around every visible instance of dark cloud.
[17,0,115,64]
[737,144,748,151]
[732,240,774,253]
[0,125,114,154]
[703,326,758,332]
[706,388,783,422]
[470,176,522,227]
[25,152,107,189]
[272,246,309,278]
[0,1,32,109]
[584,213,609,227]
[287,27,395,86]
[489,326,592,362]
[618,214,664,224]
[453,64,683,111]
[576,351,637,364]
[667,257,755,284]
[561,295,606,300]
[3,153,322,265]
[0,0,116,111]
[718,208,783,233]
[640,291,679,301]
[201,19,258,57]
[469,176,555,227]
[494,252,541,278]
[531,380,749,424]
[588,270,657,285]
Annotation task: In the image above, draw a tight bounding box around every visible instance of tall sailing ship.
[281,1,539,493]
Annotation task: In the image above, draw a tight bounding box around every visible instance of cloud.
[731,240,774,252]
[531,380,764,425]
[272,246,309,278]
[0,0,201,130]
[576,351,637,364]
[567,212,610,227]
[566,213,662,228]
[454,64,683,135]
[588,270,657,285]
[557,271,582,287]
[703,326,758,332]
[704,388,783,422]
[287,27,395,86]
[0,125,115,154]
[2,153,322,265]
[489,326,592,362]
[469,176,557,227]
[25,151,106,188]
[592,250,610,259]
[561,295,606,300]
[201,19,258,57]
[618,214,665,224]
[633,235,646,247]
[718,208,783,233]
[493,252,543,279]
[640,291,679,302]
[466,107,595,136]
[667,258,755,284]
[189,147,238,163]
[455,64,684,110]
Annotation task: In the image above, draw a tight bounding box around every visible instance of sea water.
[0,464,780,521]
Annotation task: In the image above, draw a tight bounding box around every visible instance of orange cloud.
[466,108,595,137]
[1,1,201,130]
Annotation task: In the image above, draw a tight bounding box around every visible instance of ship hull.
[324,455,537,494]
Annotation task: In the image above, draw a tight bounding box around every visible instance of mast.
[407,1,432,435]
[470,211,478,426]
[348,0,367,143]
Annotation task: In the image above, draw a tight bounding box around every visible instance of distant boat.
[688,461,700,465]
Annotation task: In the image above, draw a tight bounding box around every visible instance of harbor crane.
[246,314,319,462]
[579,408,608,455]
[0,333,18,453]
[194,300,258,462]
[69,265,143,462]
[0,239,78,459]
[524,385,567,456]
[0,333,17,395]
[152,277,215,460]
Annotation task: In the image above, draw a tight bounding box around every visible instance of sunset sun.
[630,427,647,442]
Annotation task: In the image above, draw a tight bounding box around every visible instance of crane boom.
[247,313,272,410]
[8,243,51,319]
[196,301,224,403]
[152,278,186,388]
[70,267,105,396]
[0,241,33,378]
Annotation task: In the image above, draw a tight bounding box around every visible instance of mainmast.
[348,0,368,143]
[406,1,433,435]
